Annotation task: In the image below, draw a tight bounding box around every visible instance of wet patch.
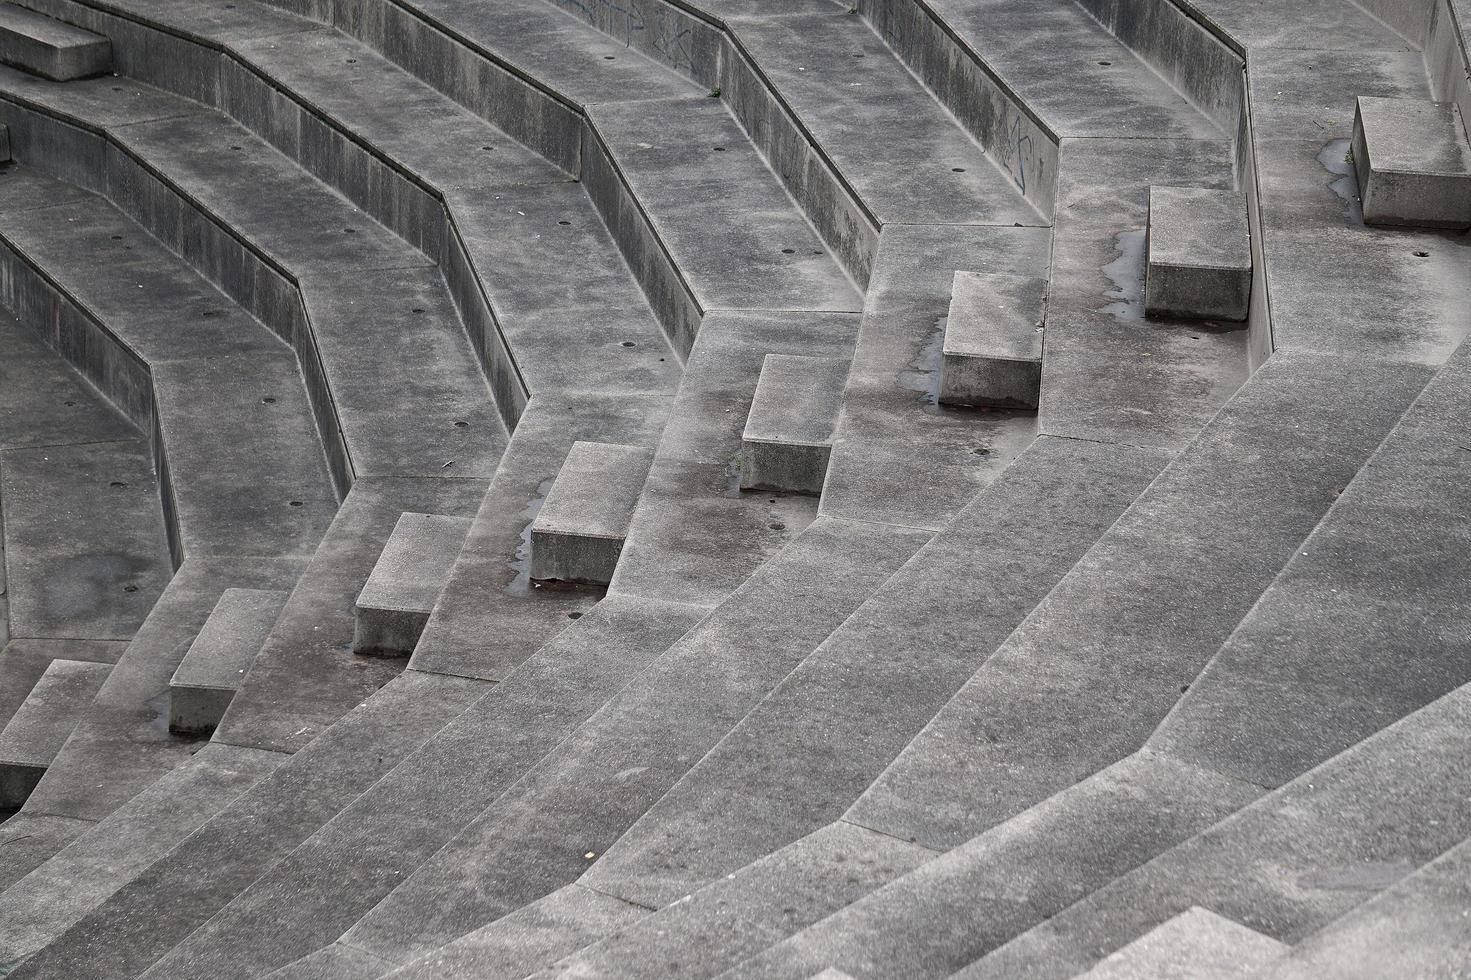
[1100,229,1146,321]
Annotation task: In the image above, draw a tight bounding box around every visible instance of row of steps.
[103,3,1265,971]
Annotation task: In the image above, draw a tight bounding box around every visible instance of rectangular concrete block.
[1078,907,1286,979]
[531,442,654,586]
[0,3,111,81]
[1352,96,1471,229]
[939,271,1046,410]
[741,353,849,495]
[0,658,110,808]
[352,512,473,655]
[1145,185,1251,321]
[169,588,290,735]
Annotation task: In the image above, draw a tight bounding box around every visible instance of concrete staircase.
[0,0,1465,978]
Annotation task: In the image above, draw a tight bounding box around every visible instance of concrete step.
[1144,186,1251,322]
[1072,907,1285,980]
[0,640,124,738]
[740,354,847,495]
[530,442,654,587]
[0,741,281,969]
[0,3,109,81]
[510,822,934,980]
[0,439,171,642]
[352,513,471,655]
[5,668,486,980]
[1254,835,1471,980]
[168,588,288,735]
[0,658,110,808]
[1351,96,1471,229]
[938,271,1046,410]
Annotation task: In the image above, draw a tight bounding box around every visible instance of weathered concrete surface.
[1074,907,1285,979]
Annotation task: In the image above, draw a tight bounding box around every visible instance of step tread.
[0,639,124,735]
[586,95,863,314]
[0,439,171,640]
[583,434,1167,911]
[0,742,282,967]
[847,351,1429,853]
[0,3,110,81]
[1074,907,1285,980]
[170,589,289,692]
[717,6,1040,226]
[0,658,111,771]
[920,0,1222,139]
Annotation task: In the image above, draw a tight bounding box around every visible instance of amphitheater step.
[1073,907,1285,979]
[530,442,654,587]
[0,658,109,808]
[0,741,282,968]
[1351,96,1471,229]
[1144,186,1251,322]
[740,354,847,495]
[352,513,473,655]
[0,3,109,81]
[1256,835,1471,980]
[0,439,171,641]
[938,271,1047,410]
[0,640,122,738]
[167,588,288,736]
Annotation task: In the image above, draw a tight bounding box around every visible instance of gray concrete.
[0,3,110,80]
[938,271,1046,409]
[1076,907,1285,979]
[352,513,471,655]
[740,354,847,495]
[1352,96,1471,228]
[0,742,283,966]
[168,589,287,735]
[0,638,123,734]
[0,658,109,807]
[530,442,654,587]
[1145,185,1251,321]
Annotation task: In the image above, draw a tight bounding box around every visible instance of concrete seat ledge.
[168,587,288,735]
[0,63,510,490]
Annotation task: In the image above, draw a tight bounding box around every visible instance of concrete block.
[1352,96,1471,228]
[0,658,110,808]
[938,270,1046,410]
[352,512,472,655]
[740,353,848,495]
[1145,185,1251,321]
[169,588,289,735]
[1078,907,1285,979]
[0,3,111,81]
[530,442,654,586]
